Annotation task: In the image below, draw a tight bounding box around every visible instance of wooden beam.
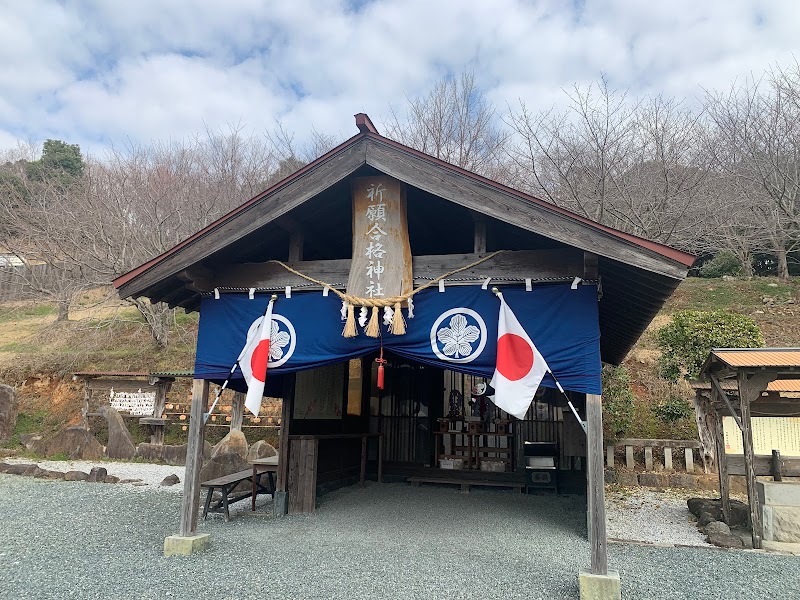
[192,249,586,292]
[727,454,800,477]
[86,379,155,391]
[583,252,599,279]
[230,391,245,431]
[274,374,295,517]
[364,137,688,280]
[179,379,209,537]
[710,375,743,431]
[586,393,608,575]
[118,138,368,299]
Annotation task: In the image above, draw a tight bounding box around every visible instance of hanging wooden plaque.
[347,176,413,299]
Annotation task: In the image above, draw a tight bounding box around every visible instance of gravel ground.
[1,474,799,600]
[606,486,712,547]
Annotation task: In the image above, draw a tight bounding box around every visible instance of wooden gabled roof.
[113,113,696,364]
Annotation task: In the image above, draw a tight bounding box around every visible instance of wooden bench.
[407,476,524,494]
[201,469,275,521]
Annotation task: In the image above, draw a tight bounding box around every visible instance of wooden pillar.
[179,379,209,537]
[230,391,245,431]
[737,373,761,548]
[151,382,168,445]
[288,232,304,262]
[586,393,608,575]
[274,375,295,517]
[710,400,731,524]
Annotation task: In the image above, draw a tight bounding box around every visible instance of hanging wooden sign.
[347,176,413,300]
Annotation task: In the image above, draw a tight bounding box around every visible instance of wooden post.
[274,375,295,516]
[473,219,487,254]
[230,391,245,431]
[81,382,90,429]
[288,232,304,262]
[738,373,763,549]
[772,449,783,482]
[151,382,168,445]
[360,435,367,486]
[178,379,209,537]
[378,434,383,483]
[586,393,608,575]
[710,388,731,524]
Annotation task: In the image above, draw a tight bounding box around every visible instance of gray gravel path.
[1,474,798,599]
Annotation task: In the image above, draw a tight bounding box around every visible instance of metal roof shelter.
[699,348,800,549]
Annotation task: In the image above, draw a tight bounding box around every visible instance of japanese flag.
[237,299,275,417]
[490,292,551,419]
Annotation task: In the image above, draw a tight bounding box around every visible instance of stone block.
[763,505,800,543]
[638,473,666,488]
[668,474,696,490]
[164,534,211,557]
[578,569,621,600]
[758,481,800,507]
[614,471,638,487]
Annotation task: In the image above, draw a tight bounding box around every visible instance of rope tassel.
[342,303,358,337]
[391,302,406,335]
[365,306,381,337]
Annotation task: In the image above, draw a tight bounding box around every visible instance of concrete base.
[763,540,800,555]
[163,533,211,557]
[579,569,621,600]
[273,490,288,517]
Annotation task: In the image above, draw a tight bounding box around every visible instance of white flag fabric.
[490,292,550,419]
[237,299,275,416]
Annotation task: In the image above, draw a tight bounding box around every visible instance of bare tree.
[382,69,510,180]
[704,63,800,279]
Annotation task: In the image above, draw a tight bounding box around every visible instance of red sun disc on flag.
[496,333,534,381]
[250,340,271,382]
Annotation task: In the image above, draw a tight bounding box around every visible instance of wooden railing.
[606,438,702,473]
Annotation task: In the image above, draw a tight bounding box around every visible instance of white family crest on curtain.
[243,313,297,368]
[430,307,487,363]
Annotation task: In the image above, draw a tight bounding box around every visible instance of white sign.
[109,388,156,416]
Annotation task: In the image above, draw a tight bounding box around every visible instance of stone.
[63,470,88,481]
[43,427,104,460]
[698,511,715,527]
[638,473,666,488]
[0,384,18,441]
[604,470,617,485]
[103,475,119,484]
[19,433,42,450]
[199,452,249,491]
[707,532,744,548]
[160,474,180,486]
[705,520,731,536]
[7,463,37,476]
[98,405,136,460]
[162,444,189,465]
[758,481,800,507]
[668,474,696,490]
[118,478,143,484]
[767,505,800,543]
[211,430,249,461]
[246,440,277,463]
[87,467,108,482]
[614,471,638,487]
[687,497,751,527]
[164,533,211,556]
[0,462,10,473]
[578,568,621,600]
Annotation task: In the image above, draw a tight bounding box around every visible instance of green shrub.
[698,251,742,278]
[602,365,635,440]
[653,393,694,423]
[656,310,764,381]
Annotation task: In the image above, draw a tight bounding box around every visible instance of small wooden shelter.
[113,114,695,584]
[698,348,800,548]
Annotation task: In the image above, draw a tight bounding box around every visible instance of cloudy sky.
[1,0,798,157]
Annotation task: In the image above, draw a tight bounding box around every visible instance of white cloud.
[0,0,798,155]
